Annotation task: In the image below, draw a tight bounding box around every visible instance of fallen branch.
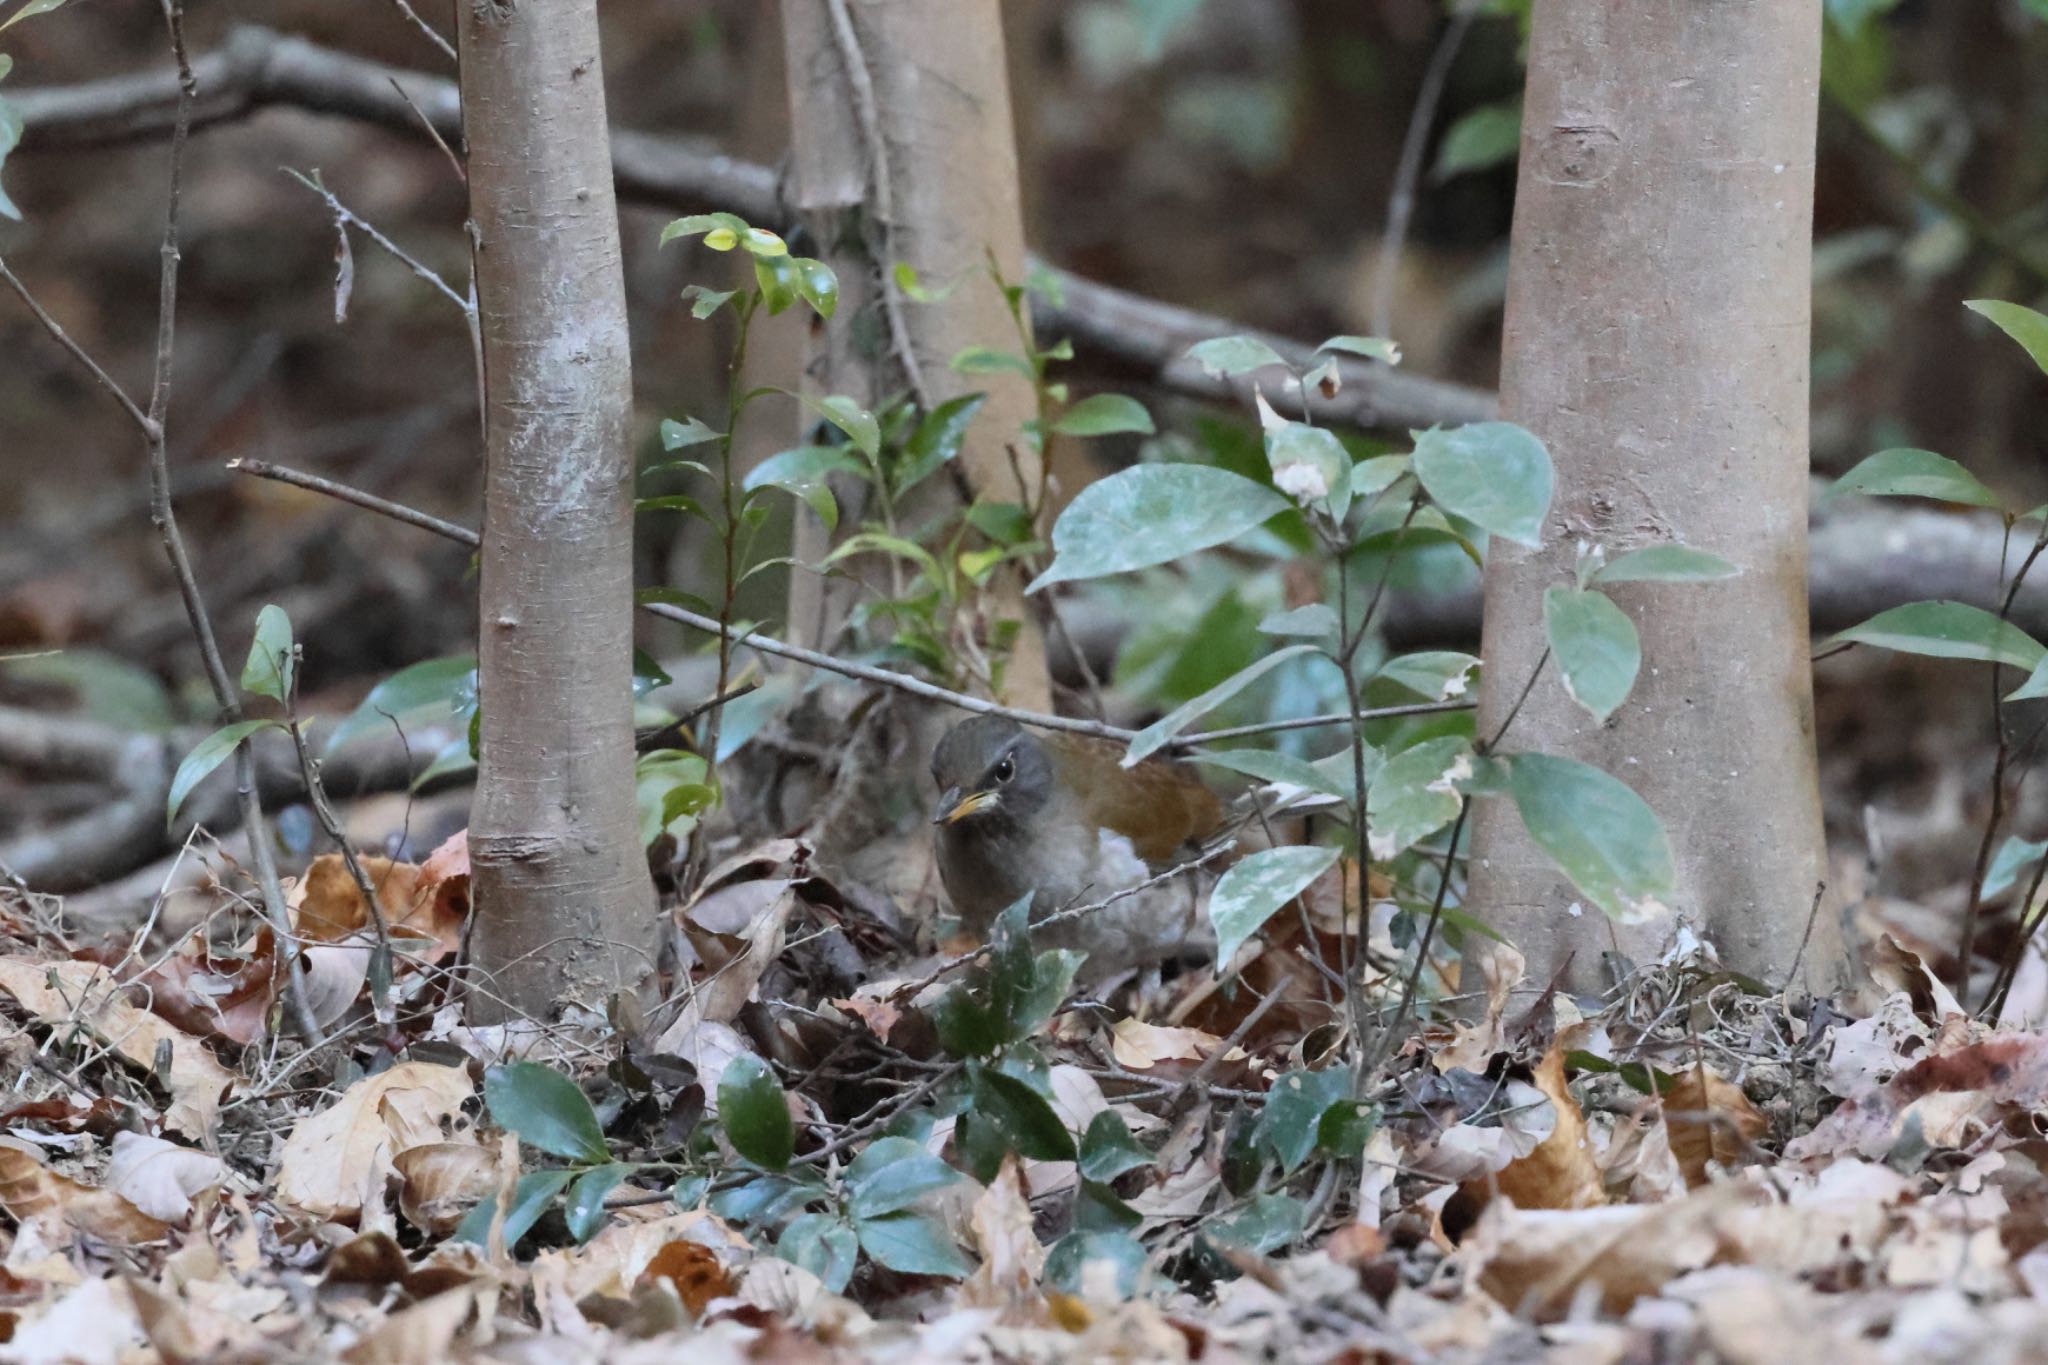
[11,24,1496,434]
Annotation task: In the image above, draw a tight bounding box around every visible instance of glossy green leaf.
[660,416,720,450]
[986,899,1085,1040]
[951,345,1037,380]
[1125,645,1324,763]
[659,211,752,247]
[1544,586,1640,723]
[1264,419,1352,517]
[854,1211,974,1278]
[1411,421,1553,547]
[1831,601,2048,672]
[792,256,839,319]
[709,1171,823,1225]
[1375,650,1480,701]
[1028,464,1289,592]
[240,604,295,703]
[2008,655,2048,702]
[1434,101,1522,179]
[1073,1178,1142,1234]
[1209,844,1341,970]
[0,0,71,34]
[751,252,798,313]
[1078,1110,1154,1182]
[680,285,735,319]
[1207,1193,1304,1253]
[1052,393,1155,437]
[968,1066,1075,1162]
[744,445,864,531]
[1967,299,2048,378]
[1506,753,1676,924]
[1319,1099,1379,1158]
[1366,736,1470,859]
[1351,454,1412,499]
[564,1164,637,1244]
[485,1062,610,1163]
[778,1213,858,1292]
[806,394,880,459]
[1827,448,2005,509]
[844,1137,963,1218]
[1184,334,1290,378]
[168,720,276,825]
[718,1054,794,1171]
[898,392,988,494]
[1253,1068,1351,1173]
[1592,545,1744,583]
[452,1168,575,1248]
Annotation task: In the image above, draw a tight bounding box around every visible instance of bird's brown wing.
[1044,731,1225,862]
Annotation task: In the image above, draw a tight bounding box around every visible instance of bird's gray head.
[931,715,1056,832]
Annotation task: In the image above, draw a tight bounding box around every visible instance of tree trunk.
[459,0,654,1022]
[1468,0,1847,994]
[779,0,1051,710]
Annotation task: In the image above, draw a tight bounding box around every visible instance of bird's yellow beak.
[934,788,999,825]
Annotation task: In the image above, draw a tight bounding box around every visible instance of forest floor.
[0,708,2044,1365]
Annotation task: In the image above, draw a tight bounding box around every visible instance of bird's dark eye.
[993,756,1015,783]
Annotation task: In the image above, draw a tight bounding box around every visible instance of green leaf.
[659,211,752,247]
[2008,656,2048,702]
[635,493,708,520]
[1264,419,1353,517]
[1592,545,1743,584]
[1052,393,1155,438]
[452,1168,575,1248]
[1352,454,1412,499]
[1318,1099,1379,1158]
[0,57,18,223]
[854,1211,974,1277]
[1125,645,1325,763]
[1366,736,1470,859]
[1375,651,1479,701]
[1253,1068,1352,1173]
[1207,1193,1304,1253]
[1831,601,2048,672]
[0,0,71,34]
[709,1172,823,1225]
[754,252,801,313]
[1259,604,1338,640]
[1029,464,1289,591]
[680,285,735,319]
[1828,448,2005,509]
[2,650,175,732]
[778,1213,857,1292]
[930,985,1006,1059]
[485,1062,610,1163]
[1506,753,1676,924]
[898,392,987,494]
[168,720,276,825]
[1209,845,1342,970]
[718,1054,794,1171]
[1411,422,1553,547]
[744,445,864,531]
[1317,335,1402,364]
[660,416,721,450]
[564,1164,637,1244]
[1185,335,1291,378]
[1434,101,1522,180]
[1191,748,1348,799]
[844,1137,963,1218]
[1544,586,1641,723]
[987,899,1085,1040]
[791,256,839,319]
[1079,1110,1153,1182]
[968,1065,1075,1161]
[1967,299,2048,378]
[951,345,1037,380]
[1046,1231,1146,1296]
[631,649,673,698]
[240,604,294,704]
[804,394,879,459]
[1985,836,2048,900]
[1073,1178,1142,1233]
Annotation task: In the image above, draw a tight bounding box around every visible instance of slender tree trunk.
[780,0,1051,710]
[459,0,654,1022]
[1468,0,1847,994]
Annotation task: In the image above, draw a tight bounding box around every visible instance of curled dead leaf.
[1664,1063,1767,1186]
[0,1138,169,1247]
[393,1142,500,1237]
[275,1061,474,1222]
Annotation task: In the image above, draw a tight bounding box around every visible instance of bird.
[929,714,1226,972]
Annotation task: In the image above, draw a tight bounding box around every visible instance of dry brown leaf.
[104,1131,226,1224]
[0,1139,169,1247]
[1464,1047,1604,1213]
[1599,1095,1688,1203]
[960,1156,1045,1314]
[82,937,272,1046]
[292,831,470,968]
[638,1238,738,1317]
[339,1285,477,1365]
[0,957,233,1138]
[1665,1063,1768,1186]
[275,1061,473,1222]
[393,1142,499,1237]
[2,1274,143,1365]
[1110,1019,1241,1076]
